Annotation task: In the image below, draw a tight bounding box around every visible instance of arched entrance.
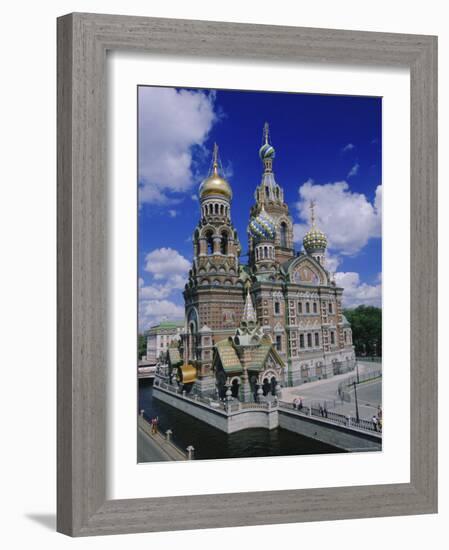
[231,378,240,398]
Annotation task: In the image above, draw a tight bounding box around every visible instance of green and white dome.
[303,227,327,253]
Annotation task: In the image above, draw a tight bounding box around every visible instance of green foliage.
[343,305,382,357]
[138,333,147,360]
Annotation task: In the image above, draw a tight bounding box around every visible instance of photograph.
[137,85,383,462]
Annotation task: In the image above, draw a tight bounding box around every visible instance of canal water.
[138,380,344,461]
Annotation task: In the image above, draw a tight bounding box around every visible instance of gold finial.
[212,143,219,175]
[263,122,270,144]
[309,200,316,227]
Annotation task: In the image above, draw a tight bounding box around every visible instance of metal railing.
[154,378,277,413]
[279,400,381,434]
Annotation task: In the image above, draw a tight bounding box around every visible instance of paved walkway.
[137,416,187,462]
[281,361,382,419]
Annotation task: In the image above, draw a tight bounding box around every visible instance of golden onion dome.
[199,143,232,201]
[199,169,232,200]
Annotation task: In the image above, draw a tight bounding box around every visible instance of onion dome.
[303,199,327,253]
[303,227,328,253]
[249,207,276,242]
[259,142,276,161]
[199,143,232,201]
[259,121,276,161]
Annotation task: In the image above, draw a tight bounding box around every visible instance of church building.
[181,125,355,398]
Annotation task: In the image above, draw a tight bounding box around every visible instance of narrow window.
[276,335,282,351]
[298,302,303,314]
[274,302,280,315]
[314,332,319,347]
[313,302,317,314]
[299,334,304,348]
[331,331,335,345]
[220,231,228,254]
[205,231,214,255]
[328,302,333,314]
[305,302,310,314]
[307,333,312,348]
[280,222,287,248]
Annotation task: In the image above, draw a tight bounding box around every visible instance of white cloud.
[139,87,218,204]
[294,180,382,255]
[139,299,185,329]
[342,143,355,152]
[168,209,178,218]
[144,247,190,280]
[347,162,359,178]
[325,253,341,273]
[335,272,382,308]
[139,248,190,330]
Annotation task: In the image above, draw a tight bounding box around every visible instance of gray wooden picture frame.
[57,12,438,537]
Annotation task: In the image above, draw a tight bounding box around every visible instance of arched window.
[205,231,214,255]
[265,185,270,198]
[264,246,268,258]
[299,334,304,348]
[313,302,317,313]
[307,333,312,348]
[220,204,224,215]
[220,231,228,255]
[305,302,310,314]
[214,203,219,214]
[298,302,303,314]
[280,222,287,248]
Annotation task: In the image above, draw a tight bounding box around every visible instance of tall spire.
[212,142,219,175]
[309,200,316,228]
[242,288,257,323]
[263,121,270,145]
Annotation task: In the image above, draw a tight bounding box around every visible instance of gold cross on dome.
[263,122,269,144]
[309,200,316,227]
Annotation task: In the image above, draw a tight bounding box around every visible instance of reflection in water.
[138,380,344,461]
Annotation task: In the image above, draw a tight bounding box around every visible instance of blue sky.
[138,86,382,330]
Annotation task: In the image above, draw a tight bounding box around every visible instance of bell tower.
[183,144,245,395]
[250,123,295,265]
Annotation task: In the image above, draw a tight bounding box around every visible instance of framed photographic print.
[57,13,437,536]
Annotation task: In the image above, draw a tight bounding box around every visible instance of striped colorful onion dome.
[249,211,276,242]
[303,227,328,253]
[259,143,276,161]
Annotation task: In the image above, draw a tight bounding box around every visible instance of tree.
[343,305,382,357]
[138,333,147,360]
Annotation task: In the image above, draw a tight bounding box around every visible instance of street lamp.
[352,381,360,424]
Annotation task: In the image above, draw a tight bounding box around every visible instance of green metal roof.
[215,340,243,373]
